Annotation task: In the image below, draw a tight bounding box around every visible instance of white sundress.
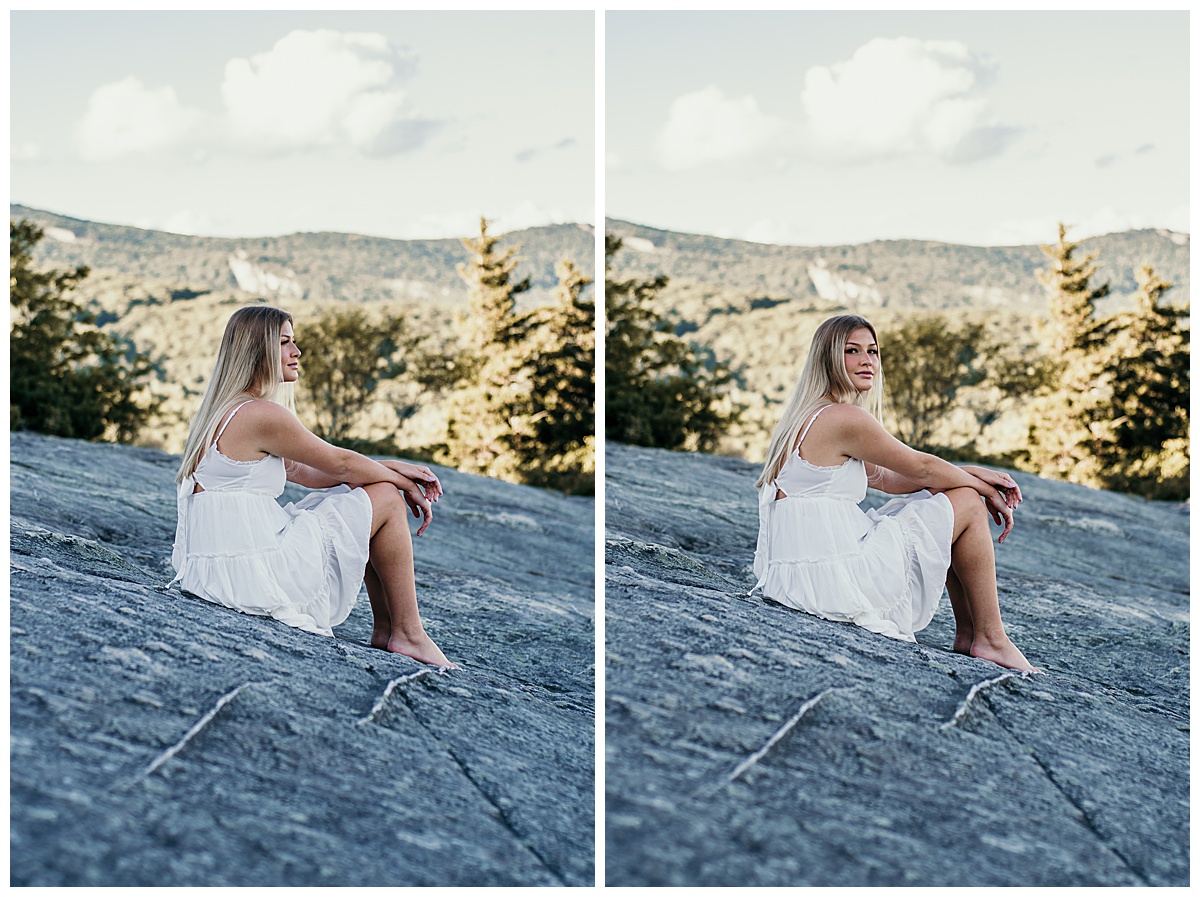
[168,401,374,636]
[753,406,955,642]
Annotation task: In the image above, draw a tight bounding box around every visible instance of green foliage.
[1025,225,1189,498]
[296,307,415,447]
[442,217,532,477]
[503,259,596,493]
[604,234,738,452]
[441,218,595,493]
[1025,224,1114,485]
[10,219,158,442]
[1090,266,1189,499]
[880,315,987,450]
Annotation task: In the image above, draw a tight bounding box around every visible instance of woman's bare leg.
[362,483,456,667]
[943,487,1038,672]
[945,566,974,656]
[364,561,391,650]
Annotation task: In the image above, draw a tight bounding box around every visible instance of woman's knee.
[363,482,404,528]
[946,486,985,531]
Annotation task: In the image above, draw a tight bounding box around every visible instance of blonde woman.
[169,305,455,668]
[753,314,1036,672]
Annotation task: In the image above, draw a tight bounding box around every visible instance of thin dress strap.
[797,404,831,450]
[213,400,255,447]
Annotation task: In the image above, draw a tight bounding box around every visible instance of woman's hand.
[965,467,1021,543]
[381,460,442,504]
[965,466,1022,509]
[395,476,434,536]
[984,491,1016,543]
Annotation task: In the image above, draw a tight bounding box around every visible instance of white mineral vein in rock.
[360,668,441,724]
[940,670,1032,731]
[726,687,837,783]
[142,681,257,777]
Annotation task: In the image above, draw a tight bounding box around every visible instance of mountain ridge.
[605,216,1189,311]
[12,203,596,307]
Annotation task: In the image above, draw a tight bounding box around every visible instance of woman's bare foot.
[386,630,459,669]
[370,627,391,651]
[970,633,1041,673]
[952,632,973,656]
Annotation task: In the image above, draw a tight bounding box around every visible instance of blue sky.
[10,10,594,239]
[606,10,1189,246]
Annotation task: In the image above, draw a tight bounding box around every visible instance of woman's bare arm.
[284,460,352,489]
[245,401,415,491]
[827,405,1020,538]
[285,456,443,503]
[864,463,927,495]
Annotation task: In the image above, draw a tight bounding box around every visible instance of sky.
[606,10,1190,247]
[10,10,594,239]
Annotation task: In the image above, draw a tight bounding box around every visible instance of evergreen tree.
[10,219,158,442]
[1025,224,1112,484]
[297,307,413,448]
[440,219,596,492]
[505,259,596,493]
[605,234,737,452]
[441,217,531,477]
[1093,266,1189,498]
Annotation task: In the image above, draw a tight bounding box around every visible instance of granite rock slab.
[604,442,1188,886]
[10,431,595,887]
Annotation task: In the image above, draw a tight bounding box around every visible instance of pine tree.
[1093,266,1189,498]
[10,219,158,442]
[441,217,531,477]
[1025,224,1112,484]
[458,216,530,356]
[505,259,596,492]
[604,234,738,452]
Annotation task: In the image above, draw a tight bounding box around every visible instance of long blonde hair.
[756,314,885,488]
[176,305,295,483]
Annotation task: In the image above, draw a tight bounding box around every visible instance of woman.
[753,314,1036,672]
[169,305,455,668]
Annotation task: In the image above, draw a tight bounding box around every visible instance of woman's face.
[280,320,301,382]
[843,326,878,392]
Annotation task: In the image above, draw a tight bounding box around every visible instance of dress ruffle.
[171,473,373,637]
[755,479,953,642]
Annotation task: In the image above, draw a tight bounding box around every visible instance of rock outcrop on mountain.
[14,203,595,307]
[606,217,1190,311]
[10,432,595,886]
[604,442,1188,887]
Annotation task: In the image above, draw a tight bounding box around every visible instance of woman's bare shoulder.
[231,399,296,430]
[820,403,877,427]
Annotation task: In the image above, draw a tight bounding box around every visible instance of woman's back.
[191,402,285,496]
[771,405,866,503]
[754,402,953,642]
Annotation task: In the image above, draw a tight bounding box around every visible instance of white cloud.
[800,36,1016,164]
[11,141,41,163]
[655,85,786,172]
[72,29,438,162]
[220,29,424,156]
[74,76,209,162]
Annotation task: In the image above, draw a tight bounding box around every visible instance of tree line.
[875,224,1188,499]
[11,215,1187,499]
[601,223,1187,500]
[10,217,595,494]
